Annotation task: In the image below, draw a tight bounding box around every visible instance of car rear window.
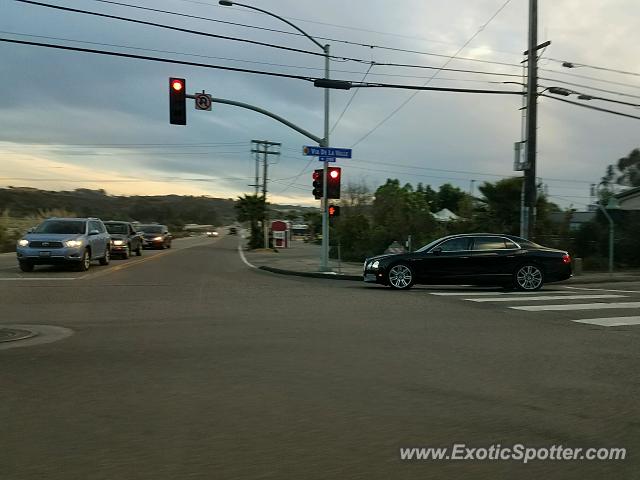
[105,223,128,234]
[472,237,512,250]
[139,225,163,233]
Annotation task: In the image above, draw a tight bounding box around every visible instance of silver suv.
[16,218,111,272]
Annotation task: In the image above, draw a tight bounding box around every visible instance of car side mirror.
[89,229,100,236]
[27,227,34,233]
[432,247,443,255]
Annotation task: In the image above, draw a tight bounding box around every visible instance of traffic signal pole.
[320,44,331,272]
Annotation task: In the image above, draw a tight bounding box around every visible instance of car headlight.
[371,260,380,269]
[65,239,83,248]
[18,239,29,247]
[153,236,163,241]
[112,240,124,246]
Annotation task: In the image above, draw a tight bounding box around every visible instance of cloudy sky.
[1,0,639,207]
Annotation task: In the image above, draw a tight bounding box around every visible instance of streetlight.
[219,0,333,271]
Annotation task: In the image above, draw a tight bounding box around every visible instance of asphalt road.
[2,234,639,479]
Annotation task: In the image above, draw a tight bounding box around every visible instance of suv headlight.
[153,236,163,241]
[18,239,29,247]
[112,240,124,246]
[65,239,83,248]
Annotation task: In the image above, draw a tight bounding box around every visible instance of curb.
[258,265,361,281]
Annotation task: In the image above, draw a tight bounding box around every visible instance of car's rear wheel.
[514,264,544,291]
[387,264,414,290]
[19,261,34,272]
[99,248,110,266]
[77,249,91,271]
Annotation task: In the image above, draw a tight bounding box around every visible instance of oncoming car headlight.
[18,239,29,247]
[65,239,83,248]
[153,236,163,241]
[112,240,124,246]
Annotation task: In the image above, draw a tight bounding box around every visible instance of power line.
[541,94,640,120]
[546,58,640,78]
[539,76,640,100]
[0,141,250,148]
[331,64,373,135]
[0,38,524,96]
[546,88,640,109]
[349,0,514,149]
[92,0,526,69]
[13,1,526,80]
[539,67,640,91]
[0,30,521,84]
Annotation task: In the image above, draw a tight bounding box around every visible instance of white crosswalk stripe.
[428,288,640,327]
[466,294,625,303]
[511,302,640,311]
[573,317,640,327]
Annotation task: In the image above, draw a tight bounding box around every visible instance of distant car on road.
[363,233,572,291]
[206,230,219,237]
[16,217,111,272]
[138,224,172,249]
[104,221,143,259]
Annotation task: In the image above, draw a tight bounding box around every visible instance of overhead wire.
[541,94,640,121]
[349,0,514,149]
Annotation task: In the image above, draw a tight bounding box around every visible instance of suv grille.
[29,241,63,248]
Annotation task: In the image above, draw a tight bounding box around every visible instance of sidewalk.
[243,239,362,279]
[243,239,640,284]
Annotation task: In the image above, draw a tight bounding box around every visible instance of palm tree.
[235,194,266,249]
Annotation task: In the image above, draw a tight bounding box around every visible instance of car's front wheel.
[514,264,544,291]
[99,248,110,266]
[77,249,91,271]
[387,263,414,290]
[121,244,130,259]
[19,261,34,272]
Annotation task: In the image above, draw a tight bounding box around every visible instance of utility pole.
[249,139,262,195]
[523,0,539,240]
[251,140,281,249]
[320,43,331,272]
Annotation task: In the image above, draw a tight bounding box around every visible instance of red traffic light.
[328,206,336,215]
[329,169,340,179]
[312,171,321,180]
[171,79,184,91]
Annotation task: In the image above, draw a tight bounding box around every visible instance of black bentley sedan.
[363,234,572,290]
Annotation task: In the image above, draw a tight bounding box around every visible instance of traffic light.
[327,166,341,199]
[328,205,340,218]
[312,169,323,199]
[169,77,186,125]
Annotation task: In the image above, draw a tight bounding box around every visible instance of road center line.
[430,291,576,296]
[564,286,640,294]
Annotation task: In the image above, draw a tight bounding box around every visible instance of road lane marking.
[0,277,78,281]
[430,291,577,296]
[572,316,640,327]
[511,302,640,311]
[467,294,625,302]
[238,242,257,269]
[565,286,640,294]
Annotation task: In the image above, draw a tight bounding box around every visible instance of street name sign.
[319,156,336,162]
[303,146,352,158]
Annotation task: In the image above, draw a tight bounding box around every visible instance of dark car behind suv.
[104,221,143,259]
[138,224,172,249]
[16,217,111,272]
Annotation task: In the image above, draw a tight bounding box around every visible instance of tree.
[436,183,467,214]
[235,194,266,249]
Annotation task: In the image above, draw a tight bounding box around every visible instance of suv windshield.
[34,220,85,235]
[105,223,128,234]
[139,225,162,234]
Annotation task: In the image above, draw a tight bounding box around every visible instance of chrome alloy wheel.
[516,265,543,290]
[388,264,413,289]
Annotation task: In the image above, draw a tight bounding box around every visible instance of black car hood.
[366,252,418,263]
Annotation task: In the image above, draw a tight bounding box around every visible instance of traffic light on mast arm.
[169,77,186,125]
[327,166,341,199]
[312,169,323,199]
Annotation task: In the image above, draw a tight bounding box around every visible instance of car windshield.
[139,225,162,233]
[34,220,85,235]
[416,238,444,253]
[105,223,127,234]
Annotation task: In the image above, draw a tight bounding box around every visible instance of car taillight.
[562,254,571,264]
